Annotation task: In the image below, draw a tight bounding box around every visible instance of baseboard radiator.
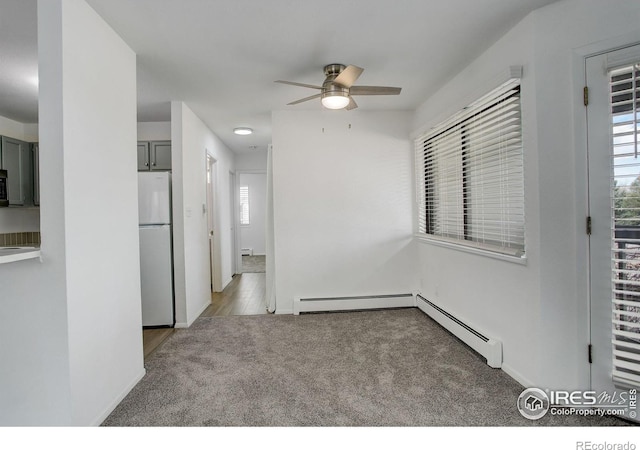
[241,248,253,256]
[416,294,502,368]
[293,293,415,315]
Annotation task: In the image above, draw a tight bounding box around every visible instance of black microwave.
[0,170,8,207]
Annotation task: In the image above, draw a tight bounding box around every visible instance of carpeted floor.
[103,308,629,426]
[242,255,265,273]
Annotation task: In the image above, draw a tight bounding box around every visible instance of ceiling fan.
[275,64,401,110]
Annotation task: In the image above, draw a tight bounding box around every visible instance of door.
[206,154,219,292]
[151,141,172,171]
[587,44,640,421]
[137,142,150,171]
[229,171,238,275]
[32,143,39,206]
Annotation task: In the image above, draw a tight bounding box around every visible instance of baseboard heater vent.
[416,294,502,368]
[294,293,415,315]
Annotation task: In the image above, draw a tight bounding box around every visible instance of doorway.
[587,43,640,421]
[237,171,267,274]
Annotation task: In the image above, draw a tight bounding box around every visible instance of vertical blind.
[610,62,640,387]
[415,78,525,257]
[240,185,250,225]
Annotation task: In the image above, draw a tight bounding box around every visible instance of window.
[610,61,640,387]
[415,77,525,257]
[239,185,250,225]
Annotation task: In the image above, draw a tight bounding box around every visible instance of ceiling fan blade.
[333,65,364,88]
[287,93,323,105]
[275,80,323,90]
[345,97,358,111]
[350,86,402,95]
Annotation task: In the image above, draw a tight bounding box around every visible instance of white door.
[587,44,640,421]
[206,155,219,292]
[229,171,238,275]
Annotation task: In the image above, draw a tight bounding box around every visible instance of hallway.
[202,273,267,317]
[142,273,267,358]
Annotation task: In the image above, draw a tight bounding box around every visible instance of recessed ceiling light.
[234,127,253,135]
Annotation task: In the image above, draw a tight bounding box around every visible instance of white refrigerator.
[138,172,174,327]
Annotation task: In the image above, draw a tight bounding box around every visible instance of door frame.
[235,169,267,274]
[574,31,640,391]
[229,170,238,276]
[206,152,222,292]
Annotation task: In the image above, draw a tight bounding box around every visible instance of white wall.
[137,121,171,141]
[171,102,235,327]
[412,0,640,391]
[271,110,417,314]
[60,0,143,425]
[239,172,266,255]
[0,0,144,425]
[0,209,40,233]
[235,149,268,171]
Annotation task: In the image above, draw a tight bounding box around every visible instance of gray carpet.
[103,308,628,426]
[242,255,265,273]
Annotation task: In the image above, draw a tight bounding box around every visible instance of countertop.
[0,246,41,264]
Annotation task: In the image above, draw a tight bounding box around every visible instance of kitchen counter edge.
[0,248,41,264]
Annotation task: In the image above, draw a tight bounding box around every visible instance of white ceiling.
[0,0,559,153]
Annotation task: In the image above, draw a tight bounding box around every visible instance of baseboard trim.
[186,300,211,327]
[293,293,415,315]
[92,368,146,426]
[501,363,534,388]
[174,322,188,329]
[220,277,233,291]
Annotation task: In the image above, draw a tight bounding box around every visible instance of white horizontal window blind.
[610,62,640,387]
[415,78,525,257]
[240,185,250,225]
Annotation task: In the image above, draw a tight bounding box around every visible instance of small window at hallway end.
[240,186,250,225]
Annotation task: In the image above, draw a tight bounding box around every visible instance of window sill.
[414,234,527,266]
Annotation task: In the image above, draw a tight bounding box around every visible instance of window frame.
[239,185,250,226]
[414,76,526,263]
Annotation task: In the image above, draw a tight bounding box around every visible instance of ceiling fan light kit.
[276,63,401,111]
[321,92,350,109]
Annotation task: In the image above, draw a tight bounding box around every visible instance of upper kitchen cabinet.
[138,140,171,171]
[32,143,39,206]
[0,136,33,206]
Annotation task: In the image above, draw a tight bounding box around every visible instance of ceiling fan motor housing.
[322,64,349,100]
[324,64,346,77]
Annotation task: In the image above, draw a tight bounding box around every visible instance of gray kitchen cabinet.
[0,136,33,206]
[138,140,171,171]
[32,143,39,206]
[137,142,150,171]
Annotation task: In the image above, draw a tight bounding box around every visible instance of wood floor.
[142,327,175,359]
[201,272,267,317]
[142,272,267,359]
